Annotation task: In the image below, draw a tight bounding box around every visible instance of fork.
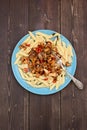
[58,59,83,89]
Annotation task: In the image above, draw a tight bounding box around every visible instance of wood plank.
[61,0,77,129]
[29,0,61,130]
[71,0,87,129]
[0,0,9,130]
[61,0,87,130]
[8,0,29,130]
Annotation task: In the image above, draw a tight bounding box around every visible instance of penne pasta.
[15,31,73,90]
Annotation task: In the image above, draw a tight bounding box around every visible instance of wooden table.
[0,0,87,130]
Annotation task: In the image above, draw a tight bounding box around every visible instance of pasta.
[15,31,73,90]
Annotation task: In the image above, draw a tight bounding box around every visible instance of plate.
[11,30,77,95]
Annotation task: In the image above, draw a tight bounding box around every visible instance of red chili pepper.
[40,59,44,63]
[25,43,30,47]
[23,68,29,73]
[35,45,43,53]
[44,78,48,80]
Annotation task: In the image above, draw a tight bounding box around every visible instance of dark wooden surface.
[0,0,87,130]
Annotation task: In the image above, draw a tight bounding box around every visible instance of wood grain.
[7,0,29,130]
[61,0,87,130]
[0,0,9,130]
[0,0,87,130]
[60,1,75,129]
[71,0,87,129]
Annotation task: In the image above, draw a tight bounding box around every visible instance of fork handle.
[67,72,83,89]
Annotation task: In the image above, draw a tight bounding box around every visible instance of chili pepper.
[35,45,42,53]
[40,59,44,63]
[25,43,30,47]
[23,68,29,73]
[44,78,48,80]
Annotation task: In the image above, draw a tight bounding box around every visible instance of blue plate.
[11,30,77,95]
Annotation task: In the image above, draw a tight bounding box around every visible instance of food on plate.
[15,31,73,90]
